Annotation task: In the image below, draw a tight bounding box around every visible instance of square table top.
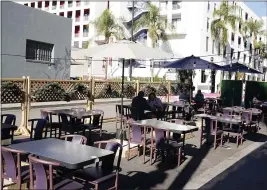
[1,123,18,130]
[132,119,198,134]
[41,109,104,119]
[9,138,113,169]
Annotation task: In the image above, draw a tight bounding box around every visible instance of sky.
[245,1,267,17]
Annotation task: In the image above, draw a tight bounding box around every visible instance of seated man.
[131,91,151,120]
[194,90,205,110]
[253,94,262,105]
[147,93,163,111]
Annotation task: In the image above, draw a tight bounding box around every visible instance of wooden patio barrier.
[1,77,176,135]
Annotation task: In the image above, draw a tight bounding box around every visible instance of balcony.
[123,8,149,25]
[76,17,80,22]
[52,5,56,10]
[172,3,181,10]
[83,32,88,37]
[44,7,49,11]
[75,33,80,38]
[127,1,148,9]
[83,16,89,21]
[60,4,64,9]
[68,3,73,7]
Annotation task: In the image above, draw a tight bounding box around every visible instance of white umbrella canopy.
[85,40,173,60]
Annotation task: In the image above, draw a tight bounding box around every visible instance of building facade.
[17,1,267,90]
[2,1,72,79]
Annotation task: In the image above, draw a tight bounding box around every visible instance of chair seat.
[223,127,242,133]
[73,167,115,184]
[81,124,100,130]
[3,165,30,182]
[53,178,84,190]
[12,138,32,144]
[210,130,223,135]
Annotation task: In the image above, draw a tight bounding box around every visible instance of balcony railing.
[60,4,64,9]
[75,17,80,22]
[83,16,89,21]
[83,32,88,37]
[52,5,56,10]
[172,3,181,10]
[68,3,72,7]
[75,33,80,38]
[84,1,89,5]
[76,2,81,7]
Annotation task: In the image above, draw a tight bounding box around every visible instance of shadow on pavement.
[199,143,267,190]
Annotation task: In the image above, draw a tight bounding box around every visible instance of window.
[249,56,252,63]
[208,1,210,11]
[230,48,234,58]
[237,51,241,60]
[243,54,246,63]
[24,3,28,6]
[212,40,215,54]
[244,41,247,48]
[207,18,209,31]
[238,22,241,31]
[172,1,181,10]
[223,46,226,58]
[238,36,241,45]
[231,33,235,42]
[259,37,262,41]
[245,12,248,20]
[206,37,209,52]
[26,39,54,62]
[249,43,252,54]
[172,17,181,29]
[214,3,216,11]
[201,70,206,83]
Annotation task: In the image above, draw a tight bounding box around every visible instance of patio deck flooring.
[4,120,267,190]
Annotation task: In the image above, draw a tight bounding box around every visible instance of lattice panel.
[123,82,137,98]
[94,81,122,98]
[1,80,25,104]
[139,82,169,96]
[30,80,91,102]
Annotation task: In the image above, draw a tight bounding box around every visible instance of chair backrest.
[1,114,16,125]
[1,146,25,182]
[222,109,232,117]
[28,155,60,190]
[242,112,251,124]
[116,105,129,116]
[58,113,71,130]
[128,124,143,144]
[102,142,122,171]
[60,135,87,145]
[29,119,47,140]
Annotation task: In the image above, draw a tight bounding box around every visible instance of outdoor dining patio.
[2,95,267,189]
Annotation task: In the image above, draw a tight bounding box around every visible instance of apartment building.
[21,1,107,48]
[18,1,266,89]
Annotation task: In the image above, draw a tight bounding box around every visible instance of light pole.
[129,1,134,81]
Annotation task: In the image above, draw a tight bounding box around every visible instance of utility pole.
[129,1,134,81]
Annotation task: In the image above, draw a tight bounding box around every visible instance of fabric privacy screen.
[245,81,267,108]
[221,80,243,107]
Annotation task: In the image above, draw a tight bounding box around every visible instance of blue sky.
[245,1,267,17]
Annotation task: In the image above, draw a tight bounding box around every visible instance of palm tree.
[134,3,168,48]
[91,9,125,44]
[242,18,266,51]
[134,3,171,81]
[210,1,240,49]
[91,9,125,79]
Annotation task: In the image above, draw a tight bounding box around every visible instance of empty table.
[9,138,113,169]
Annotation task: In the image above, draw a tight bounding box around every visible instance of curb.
[184,141,266,189]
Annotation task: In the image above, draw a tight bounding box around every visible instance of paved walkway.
[199,142,267,190]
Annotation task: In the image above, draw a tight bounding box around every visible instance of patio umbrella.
[162,55,223,70]
[221,62,262,74]
[85,40,173,144]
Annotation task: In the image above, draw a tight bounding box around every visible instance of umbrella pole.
[120,58,125,145]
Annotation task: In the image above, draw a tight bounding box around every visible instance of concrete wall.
[1,1,72,79]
